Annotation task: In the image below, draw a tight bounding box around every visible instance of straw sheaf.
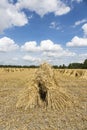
[16,63,73,111]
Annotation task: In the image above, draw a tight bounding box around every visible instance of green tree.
[83,59,87,68]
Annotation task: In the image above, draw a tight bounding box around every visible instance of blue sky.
[0,0,87,65]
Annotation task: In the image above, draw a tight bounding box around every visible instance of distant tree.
[83,59,87,69]
[59,65,62,69]
[68,63,83,69]
[53,65,59,69]
[62,64,66,69]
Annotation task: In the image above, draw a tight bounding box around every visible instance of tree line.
[0,59,87,69]
[53,59,87,69]
[0,65,39,68]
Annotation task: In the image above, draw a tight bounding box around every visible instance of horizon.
[0,58,87,68]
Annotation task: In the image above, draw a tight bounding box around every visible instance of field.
[0,67,87,130]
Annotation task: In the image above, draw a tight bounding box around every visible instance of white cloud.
[0,0,28,33]
[21,41,39,52]
[0,0,71,32]
[74,19,87,27]
[79,53,87,58]
[22,55,41,63]
[21,39,63,52]
[76,0,82,2]
[55,6,70,16]
[21,39,76,65]
[23,55,36,62]
[12,57,19,61]
[82,23,87,37]
[78,53,87,63]
[17,0,70,17]
[43,49,76,58]
[71,0,83,3]
[22,49,76,65]
[76,0,83,2]
[66,36,87,46]
[21,39,77,65]
[40,40,63,51]
[0,37,84,66]
[49,21,60,30]
[0,37,19,52]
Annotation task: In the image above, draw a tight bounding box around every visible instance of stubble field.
[0,67,87,130]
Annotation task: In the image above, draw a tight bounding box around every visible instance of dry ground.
[0,68,87,130]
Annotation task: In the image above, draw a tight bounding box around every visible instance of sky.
[0,0,87,65]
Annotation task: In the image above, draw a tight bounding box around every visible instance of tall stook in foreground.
[16,63,73,111]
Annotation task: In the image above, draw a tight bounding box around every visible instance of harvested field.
[0,65,87,130]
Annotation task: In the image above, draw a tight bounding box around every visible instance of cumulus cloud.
[16,0,70,17]
[66,36,87,46]
[0,37,19,52]
[21,41,39,52]
[21,39,63,52]
[40,40,63,51]
[20,39,77,65]
[0,0,28,33]
[0,0,71,32]
[0,36,81,65]
[82,23,87,37]
[21,39,76,65]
